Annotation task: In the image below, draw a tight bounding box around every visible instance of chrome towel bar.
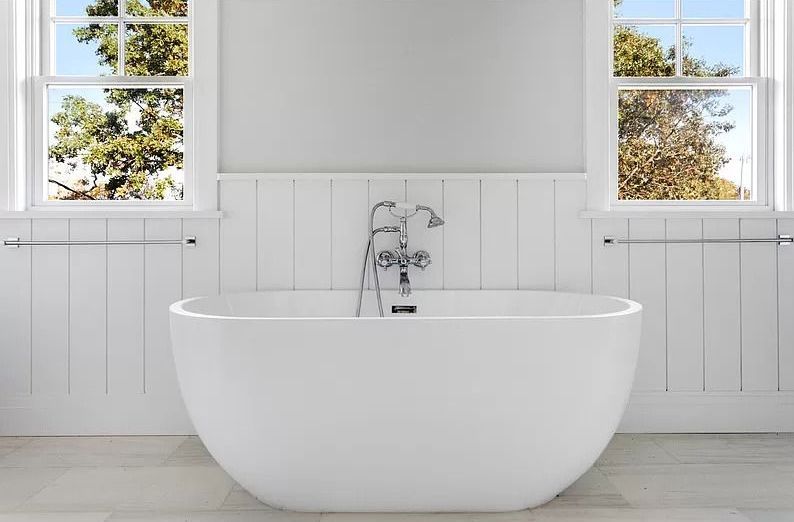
[3,236,196,248]
[604,235,792,247]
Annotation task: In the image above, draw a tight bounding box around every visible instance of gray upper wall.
[219,0,584,173]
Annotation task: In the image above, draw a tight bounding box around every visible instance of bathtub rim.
[169,289,643,322]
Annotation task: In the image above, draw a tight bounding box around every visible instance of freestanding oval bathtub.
[169,290,641,513]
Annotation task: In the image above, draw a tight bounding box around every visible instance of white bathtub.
[169,290,642,512]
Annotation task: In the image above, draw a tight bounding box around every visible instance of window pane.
[126,0,188,16]
[683,25,745,77]
[48,86,184,201]
[56,0,118,16]
[613,0,675,19]
[682,0,745,19]
[618,88,752,201]
[125,24,188,76]
[614,25,676,77]
[54,24,118,75]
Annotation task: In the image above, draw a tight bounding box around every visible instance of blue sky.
[55,24,115,76]
[616,0,745,19]
[55,0,113,16]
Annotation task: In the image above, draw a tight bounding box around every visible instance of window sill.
[0,209,224,220]
[581,210,794,220]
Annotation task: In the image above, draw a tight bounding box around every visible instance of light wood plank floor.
[0,434,792,521]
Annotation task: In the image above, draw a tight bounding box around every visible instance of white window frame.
[0,0,218,212]
[586,0,794,212]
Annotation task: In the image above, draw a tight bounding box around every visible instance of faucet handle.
[376,250,399,269]
[412,250,432,270]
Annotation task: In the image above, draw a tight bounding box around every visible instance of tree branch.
[47,178,97,200]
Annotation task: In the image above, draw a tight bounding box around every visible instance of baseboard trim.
[620,391,794,433]
[0,394,195,436]
[2,391,793,436]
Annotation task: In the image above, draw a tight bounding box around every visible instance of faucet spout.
[398,267,411,297]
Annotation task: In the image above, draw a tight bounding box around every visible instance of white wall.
[219,0,584,173]
[1,0,793,435]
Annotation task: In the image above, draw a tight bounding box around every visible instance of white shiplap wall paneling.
[665,219,704,392]
[443,180,481,289]
[406,179,444,289]
[331,180,369,290]
[702,219,741,391]
[740,219,779,391]
[480,180,518,290]
[294,180,331,290]
[628,218,667,392]
[0,220,32,395]
[257,180,295,290]
[183,219,220,298]
[591,218,628,298]
[554,181,591,293]
[779,219,794,391]
[368,179,406,290]
[107,219,145,395]
[7,174,794,435]
[219,179,257,293]
[31,219,70,395]
[143,219,183,396]
[517,180,555,290]
[68,219,107,395]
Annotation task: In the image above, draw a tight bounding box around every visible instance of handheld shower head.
[416,204,445,229]
[427,215,445,228]
[379,201,445,228]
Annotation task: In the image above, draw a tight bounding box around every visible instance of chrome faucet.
[375,216,434,297]
[356,201,444,316]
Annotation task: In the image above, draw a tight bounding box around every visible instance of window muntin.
[37,0,190,204]
[612,0,764,204]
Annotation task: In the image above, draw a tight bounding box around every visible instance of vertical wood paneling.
[703,219,741,391]
[144,219,182,396]
[31,219,69,395]
[0,220,32,395]
[555,180,591,293]
[107,219,144,395]
[219,179,257,292]
[592,218,628,298]
[257,180,294,290]
[331,180,369,290]
[629,219,666,391]
[183,219,220,298]
[368,179,406,290]
[443,180,481,289]
[666,219,704,392]
[406,179,444,289]
[481,180,518,289]
[68,219,107,395]
[741,219,779,391]
[518,180,555,290]
[779,219,794,391]
[8,174,794,436]
[294,179,331,289]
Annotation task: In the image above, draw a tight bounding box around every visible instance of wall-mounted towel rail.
[3,236,197,248]
[604,235,792,247]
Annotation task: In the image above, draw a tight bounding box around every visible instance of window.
[36,0,191,204]
[611,0,767,205]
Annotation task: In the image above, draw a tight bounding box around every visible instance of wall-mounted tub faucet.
[356,201,444,317]
[375,216,433,297]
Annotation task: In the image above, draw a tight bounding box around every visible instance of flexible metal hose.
[356,202,389,317]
